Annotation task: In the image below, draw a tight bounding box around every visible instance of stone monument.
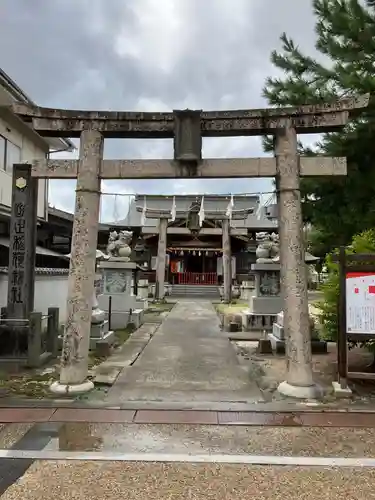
[242,232,281,331]
[97,231,145,329]
[59,250,115,350]
[270,310,327,354]
[89,250,116,350]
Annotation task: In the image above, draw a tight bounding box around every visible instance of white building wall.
[0,273,69,324]
[0,116,48,219]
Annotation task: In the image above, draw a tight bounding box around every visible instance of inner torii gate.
[136,199,254,303]
[7,96,368,399]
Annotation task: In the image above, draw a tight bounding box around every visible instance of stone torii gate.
[7,95,368,398]
[136,199,253,303]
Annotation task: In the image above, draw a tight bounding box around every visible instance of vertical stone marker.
[7,164,38,320]
[275,124,320,398]
[51,129,103,395]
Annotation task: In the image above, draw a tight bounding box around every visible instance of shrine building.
[109,194,278,287]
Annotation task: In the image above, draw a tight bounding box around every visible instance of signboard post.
[337,246,375,389]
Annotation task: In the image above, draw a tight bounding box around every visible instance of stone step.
[170,285,220,297]
[172,285,219,288]
[171,289,219,293]
[171,286,219,290]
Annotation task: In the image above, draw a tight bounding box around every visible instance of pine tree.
[263,0,375,257]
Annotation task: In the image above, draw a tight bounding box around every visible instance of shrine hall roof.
[109,194,277,231]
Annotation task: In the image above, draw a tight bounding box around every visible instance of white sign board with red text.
[346,272,375,334]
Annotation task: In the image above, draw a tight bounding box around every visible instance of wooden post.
[133,268,139,296]
[47,307,59,358]
[7,164,38,320]
[156,218,168,300]
[222,218,232,303]
[338,246,348,387]
[108,296,112,331]
[275,124,320,399]
[51,129,103,395]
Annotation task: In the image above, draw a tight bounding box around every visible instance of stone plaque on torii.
[6,94,369,399]
[135,198,254,302]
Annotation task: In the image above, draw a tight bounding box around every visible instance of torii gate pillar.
[51,129,103,395]
[222,219,232,304]
[275,124,320,399]
[155,217,168,301]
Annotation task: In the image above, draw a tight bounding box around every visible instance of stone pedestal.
[137,279,149,300]
[219,285,241,300]
[269,311,327,355]
[90,289,115,350]
[98,260,145,330]
[90,320,115,350]
[240,281,254,301]
[131,279,149,309]
[272,311,287,340]
[150,283,172,298]
[242,263,282,332]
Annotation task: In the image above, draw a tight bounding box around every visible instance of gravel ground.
[2,461,375,499]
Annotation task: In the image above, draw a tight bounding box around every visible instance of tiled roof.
[110,194,277,230]
[0,267,69,275]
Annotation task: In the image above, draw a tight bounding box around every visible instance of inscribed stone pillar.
[222,218,232,303]
[156,218,168,300]
[52,129,103,394]
[275,125,320,398]
[7,164,38,320]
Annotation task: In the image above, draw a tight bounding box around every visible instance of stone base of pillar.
[49,380,94,395]
[277,380,323,400]
[242,310,277,332]
[332,381,353,398]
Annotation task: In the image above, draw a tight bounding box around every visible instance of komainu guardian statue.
[106,230,133,261]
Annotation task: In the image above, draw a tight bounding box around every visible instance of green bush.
[318,229,375,352]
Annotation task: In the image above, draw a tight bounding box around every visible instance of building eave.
[0,68,35,105]
[47,136,76,152]
[0,106,50,152]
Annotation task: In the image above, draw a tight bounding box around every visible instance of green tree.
[263,0,375,258]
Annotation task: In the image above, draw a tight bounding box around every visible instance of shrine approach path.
[106,300,262,405]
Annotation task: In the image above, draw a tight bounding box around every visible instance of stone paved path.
[106,300,262,404]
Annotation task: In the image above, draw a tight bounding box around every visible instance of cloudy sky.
[1,0,318,221]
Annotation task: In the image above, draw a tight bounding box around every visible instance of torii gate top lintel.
[9,94,369,139]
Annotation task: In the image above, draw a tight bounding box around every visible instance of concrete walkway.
[106,301,262,405]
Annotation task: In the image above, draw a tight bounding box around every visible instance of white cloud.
[115,0,189,74]
[1,0,321,218]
